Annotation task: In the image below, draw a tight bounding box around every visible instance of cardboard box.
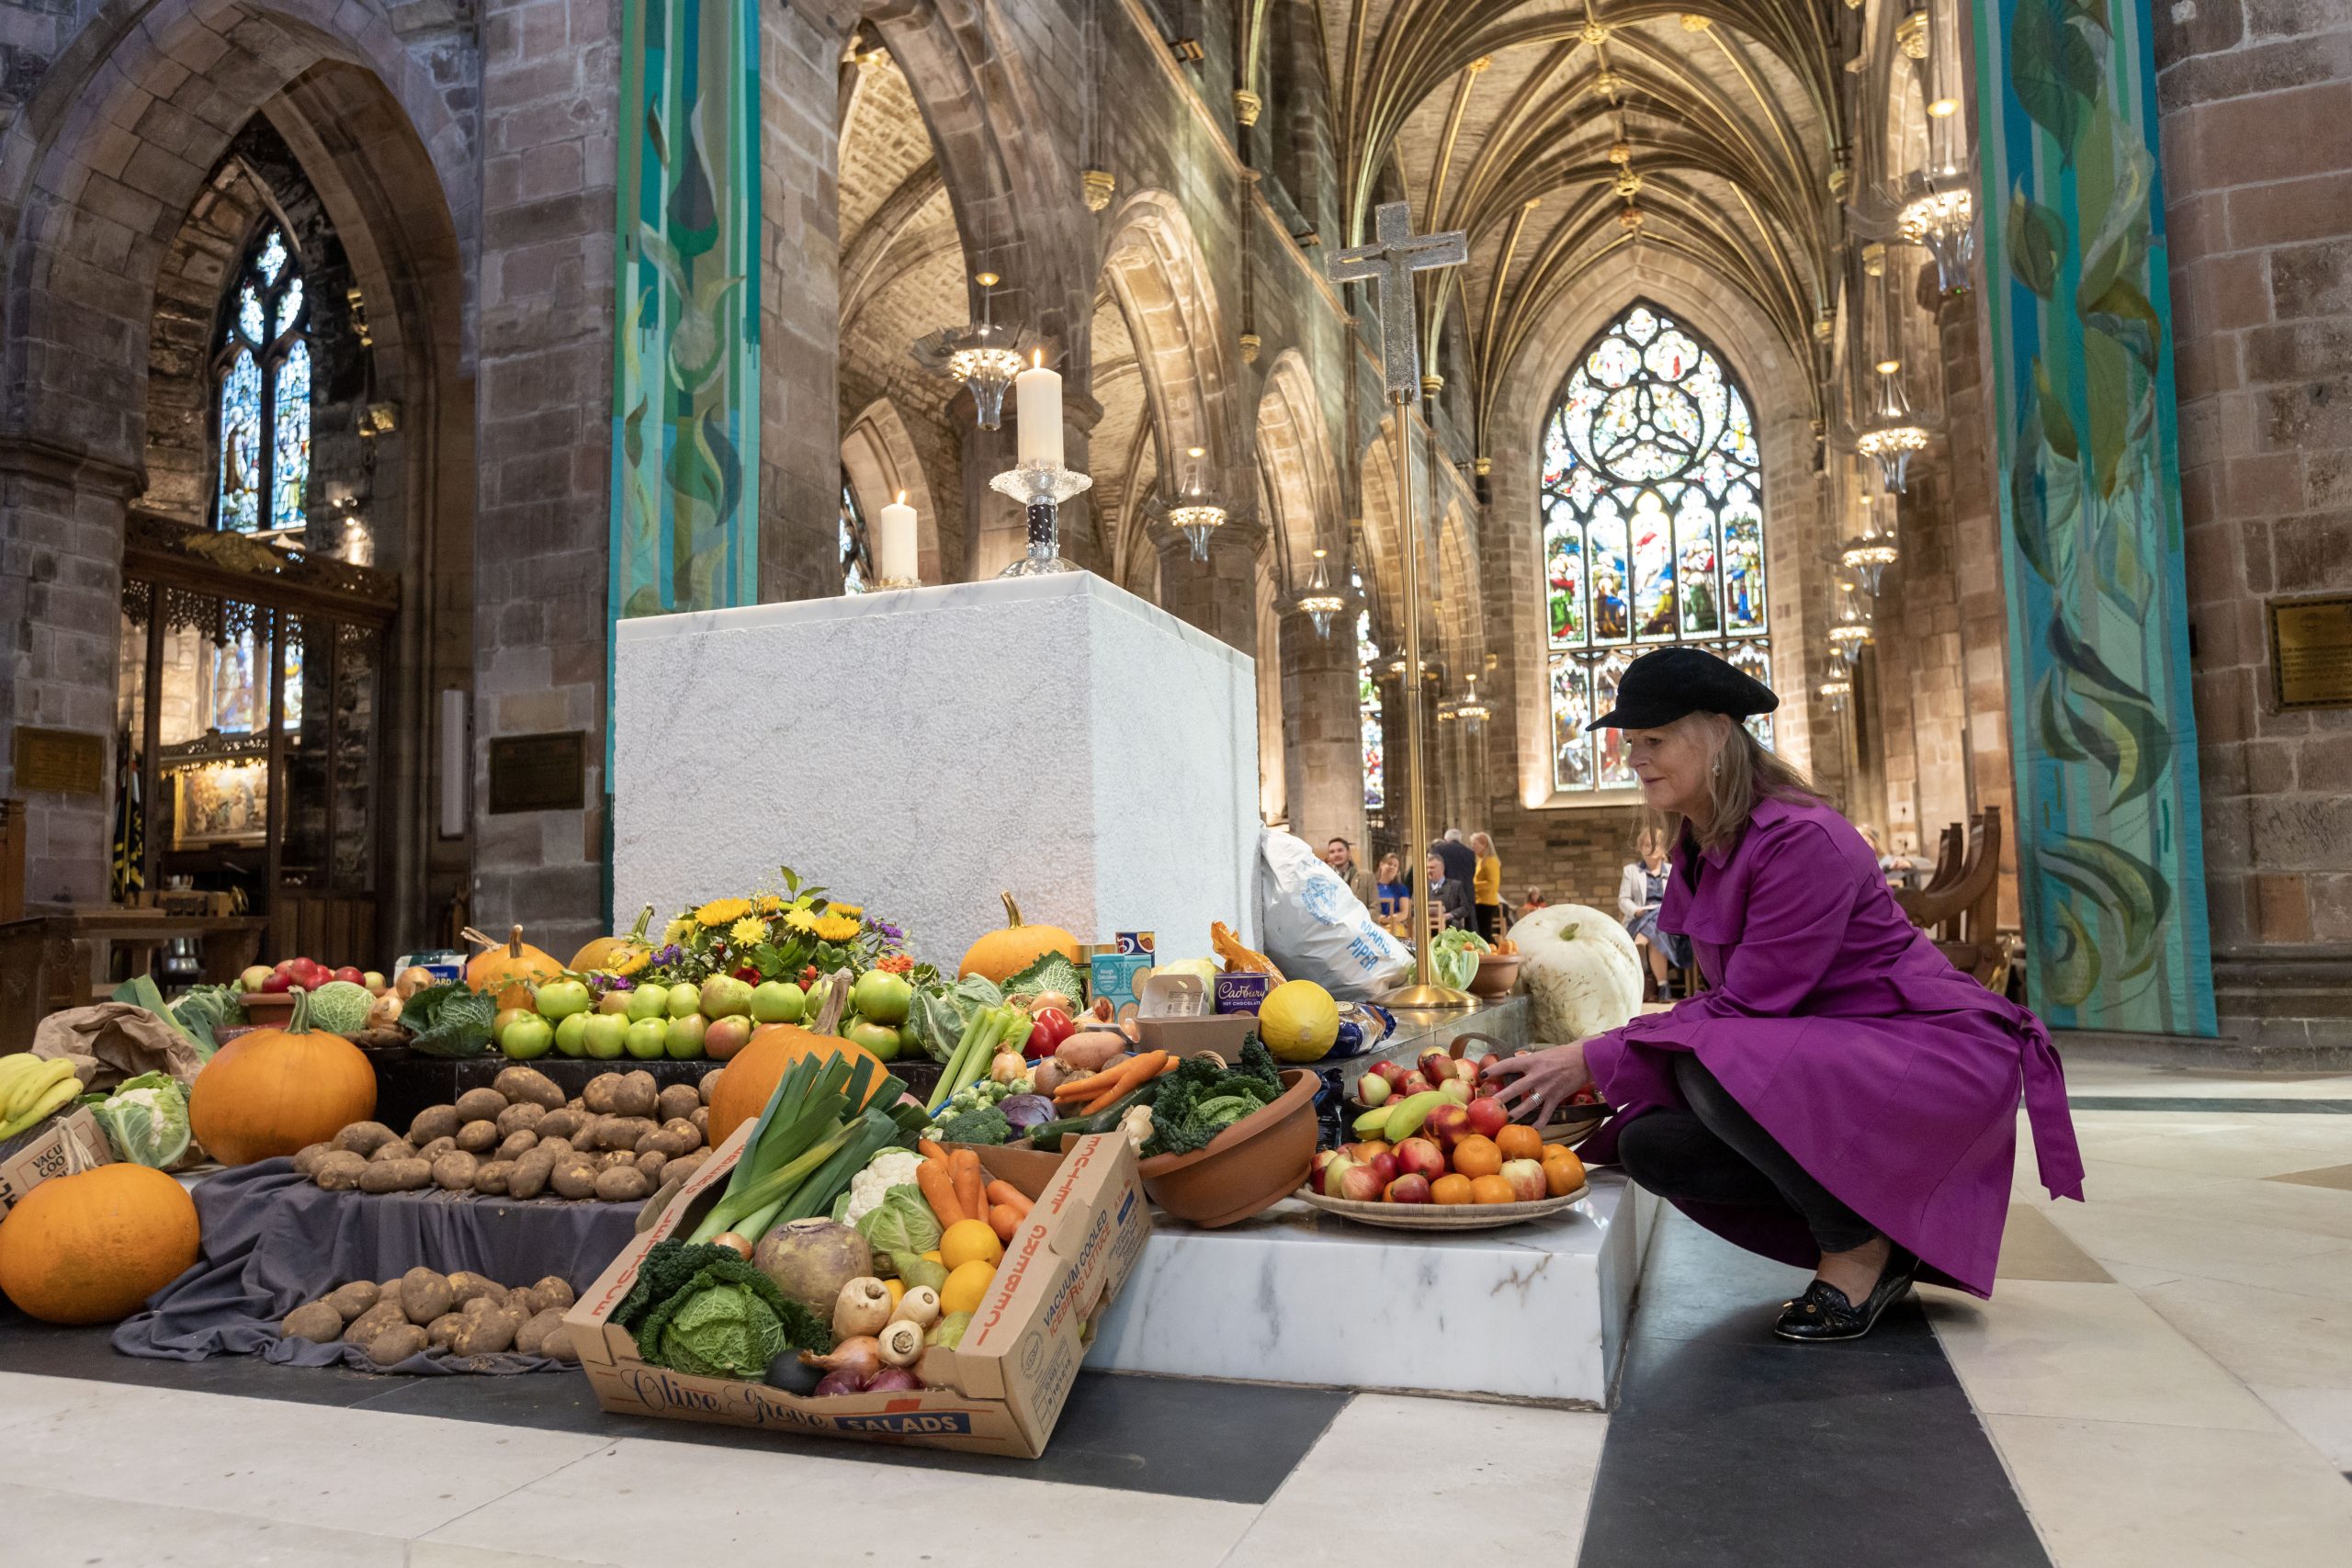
[1135,1013,1258,1058]
[565,1128,1151,1458]
[0,1107,112,1214]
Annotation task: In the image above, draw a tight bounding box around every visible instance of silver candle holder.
[988,461,1092,577]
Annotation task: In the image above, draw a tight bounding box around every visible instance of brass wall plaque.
[11,727,105,795]
[2270,595,2352,712]
[486,730,587,814]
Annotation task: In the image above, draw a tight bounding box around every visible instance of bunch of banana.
[0,1055,82,1142]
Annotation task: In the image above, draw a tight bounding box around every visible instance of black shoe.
[1773,1247,1919,1343]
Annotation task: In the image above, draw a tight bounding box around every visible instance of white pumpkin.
[1508,904,1645,1043]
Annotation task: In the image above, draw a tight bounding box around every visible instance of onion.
[812,1368,868,1397]
[709,1232,753,1261]
[801,1335,882,1382]
[1033,990,1073,1014]
[865,1367,922,1393]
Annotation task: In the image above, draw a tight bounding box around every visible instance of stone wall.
[2155,0,2352,1048]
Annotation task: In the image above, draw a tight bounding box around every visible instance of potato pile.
[278,1267,582,1367]
[293,1066,716,1203]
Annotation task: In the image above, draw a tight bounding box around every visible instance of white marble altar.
[611,574,1260,964]
[1086,1172,1657,1408]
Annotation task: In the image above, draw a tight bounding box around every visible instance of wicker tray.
[1291,1183,1589,1231]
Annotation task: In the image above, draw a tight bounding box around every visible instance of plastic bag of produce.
[1253,829,1412,1001]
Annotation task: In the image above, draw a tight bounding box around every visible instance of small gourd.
[463,924,563,1010]
[571,904,657,976]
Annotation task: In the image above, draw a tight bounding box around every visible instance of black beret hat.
[1586,646,1779,731]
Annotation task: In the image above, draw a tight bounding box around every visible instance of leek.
[691,1052,908,1243]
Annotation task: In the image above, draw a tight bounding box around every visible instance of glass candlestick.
[988,461,1093,577]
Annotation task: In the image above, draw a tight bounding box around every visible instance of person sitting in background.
[1470,831,1504,942]
[1375,853,1408,919]
[1521,886,1549,914]
[1856,823,1917,889]
[1619,825,1691,999]
[1322,836,1378,910]
[1421,852,1475,932]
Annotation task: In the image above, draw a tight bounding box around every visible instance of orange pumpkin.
[707,1026,888,1151]
[571,904,656,976]
[464,924,564,1009]
[957,892,1080,983]
[188,988,378,1166]
[0,1162,200,1324]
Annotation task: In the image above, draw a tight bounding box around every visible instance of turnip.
[753,1218,873,1317]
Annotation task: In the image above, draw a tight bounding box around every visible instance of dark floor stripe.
[0,1307,1342,1504]
[1578,1213,2049,1568]
[2068,1096,2352,1113]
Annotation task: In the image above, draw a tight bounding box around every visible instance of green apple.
[501,1014,555,1060]
[554,1012,591,1057]
[239,964,273,992]
[625,1017,669,1059]
[749,980,806,1023]
[625,987,668,1024]
[843,1019,903,1061]
[581,1012,628,1060]
[851,969,912,1025]
[597,988,635,1017]
[494,1006,537,1039]
[665,982,701,1020]
[699,975,753,1019]
[536,978,592,1020]
[362,971,386,991]
[664,1014,708,1060]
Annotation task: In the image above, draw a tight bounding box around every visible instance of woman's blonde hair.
[1470,831,1495,855]
[1679,713,1824,852]
[1633,823,1666,860]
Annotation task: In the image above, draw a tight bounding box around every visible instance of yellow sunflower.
[662,918,695,945]
[784,908,820,934]
[696,897,753,927]
[729,917,766,945]
[813,915,861,943]
[753,894,784,913]
[826,903,864,919]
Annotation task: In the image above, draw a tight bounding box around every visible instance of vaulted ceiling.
[1277,0,1849,455]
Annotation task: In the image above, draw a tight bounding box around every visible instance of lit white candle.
[1015,349,1064,468]
[876,491,917,584]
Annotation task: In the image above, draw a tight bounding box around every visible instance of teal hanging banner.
[612,0,761,620]
[1976,0,2215,1033]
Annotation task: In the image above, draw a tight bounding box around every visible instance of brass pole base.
[1376,981,1481,1010]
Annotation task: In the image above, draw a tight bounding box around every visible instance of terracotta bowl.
[1467,952,1523,998]
[1136,1068,1319,1229]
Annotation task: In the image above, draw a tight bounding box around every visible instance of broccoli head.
[936,1103,1012,1145]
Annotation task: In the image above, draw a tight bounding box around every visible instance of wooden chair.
[1919,822,1966,897]
[1895,807,2007,991]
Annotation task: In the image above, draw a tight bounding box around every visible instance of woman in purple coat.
[1491,648,2084,1342]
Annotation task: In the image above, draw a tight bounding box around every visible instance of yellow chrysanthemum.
[662,918,695,945]
[753,894,784,913]
[814,915,861,943]
[826,903,864,919]
[696,897,753,927]
[729,917,766,945]
[784,908,820,934]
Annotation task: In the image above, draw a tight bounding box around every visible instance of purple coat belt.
[1580,796,2085,1298]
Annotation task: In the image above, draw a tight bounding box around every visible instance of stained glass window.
[1542,302,1774,791]
[212,224,310,535]
[1356,569,1384,813]
[840,470,871,592]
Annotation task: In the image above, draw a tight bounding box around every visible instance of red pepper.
[1024,1005,1077,1059]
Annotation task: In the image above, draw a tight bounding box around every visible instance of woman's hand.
[1485,1040,1594,1126]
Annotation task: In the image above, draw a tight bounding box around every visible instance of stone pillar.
[1155,518,1266,656]
[471,0,624,953]
[1894,464,1971,843]
[1279,603,1364,853]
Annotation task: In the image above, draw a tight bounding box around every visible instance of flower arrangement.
[629,868,917,990]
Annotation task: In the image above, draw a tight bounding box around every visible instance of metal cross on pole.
[1329,200,1475,1008]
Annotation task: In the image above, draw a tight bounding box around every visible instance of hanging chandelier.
[1149,447,1227,560]
[1828,583,1873,667]
[1818,675,1852,712]
[1838,491,1900,596]
[1296,547,1345,638]
[1453,676,1489,724]
[910,271,1034,430]
[1899,179,1976,296]
[1856,359,1929,493]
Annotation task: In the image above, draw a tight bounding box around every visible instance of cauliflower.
[840,1148,927,1228]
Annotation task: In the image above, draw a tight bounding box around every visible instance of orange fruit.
[1451,1134,1501,1179]
[1542,1147,1587,1196]
[1468,1174,1517,1205]
[1495,1124,1544,1163]
[1430,1174,1474,1205]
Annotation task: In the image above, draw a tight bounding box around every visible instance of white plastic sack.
[1254,829,1413,1000]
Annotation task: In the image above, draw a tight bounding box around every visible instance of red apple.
[1367,1151,1399,1187]
[332,965,365,986]
[1465,1095,1510,1139]
[1320,1155,1361,1198]
[1423,1102,1474,1151]
[1440,1078,1472,1105]
[1385,1174,1433,1204]
[1480,1053,1500,1070]
[1394,1136,1446,1182]
[1400,1073,1433,1097]
[1374,1061,1408,1087]
[1344,1140,1391,1164]
[1418,1048,1453,1082]
[1313,1149,1342,1179]
[261,971,292,993]
[1340,1165,1387,1202]
[1356,1072,1392,1108]
[1500,1158,1548,1202]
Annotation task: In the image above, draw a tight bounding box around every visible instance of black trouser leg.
[1614,1055,1879,1256]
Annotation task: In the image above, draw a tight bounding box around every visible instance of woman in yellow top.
[1470,831,1503,942]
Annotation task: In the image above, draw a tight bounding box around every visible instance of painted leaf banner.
[2041,833,2170,982]
[2047,614,2173,811]
[2009,0,2107,163]
[2007,188,2064,299]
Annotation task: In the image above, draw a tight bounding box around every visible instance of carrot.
[1081,1049,1169,1115]
[985,1179,1032,1217]
[950,1148,987,1224]
[988,1202,1023,1242]
[1052,1059,1130,1101]
[918,1138,948,1162]
[914,1157,965,1228]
